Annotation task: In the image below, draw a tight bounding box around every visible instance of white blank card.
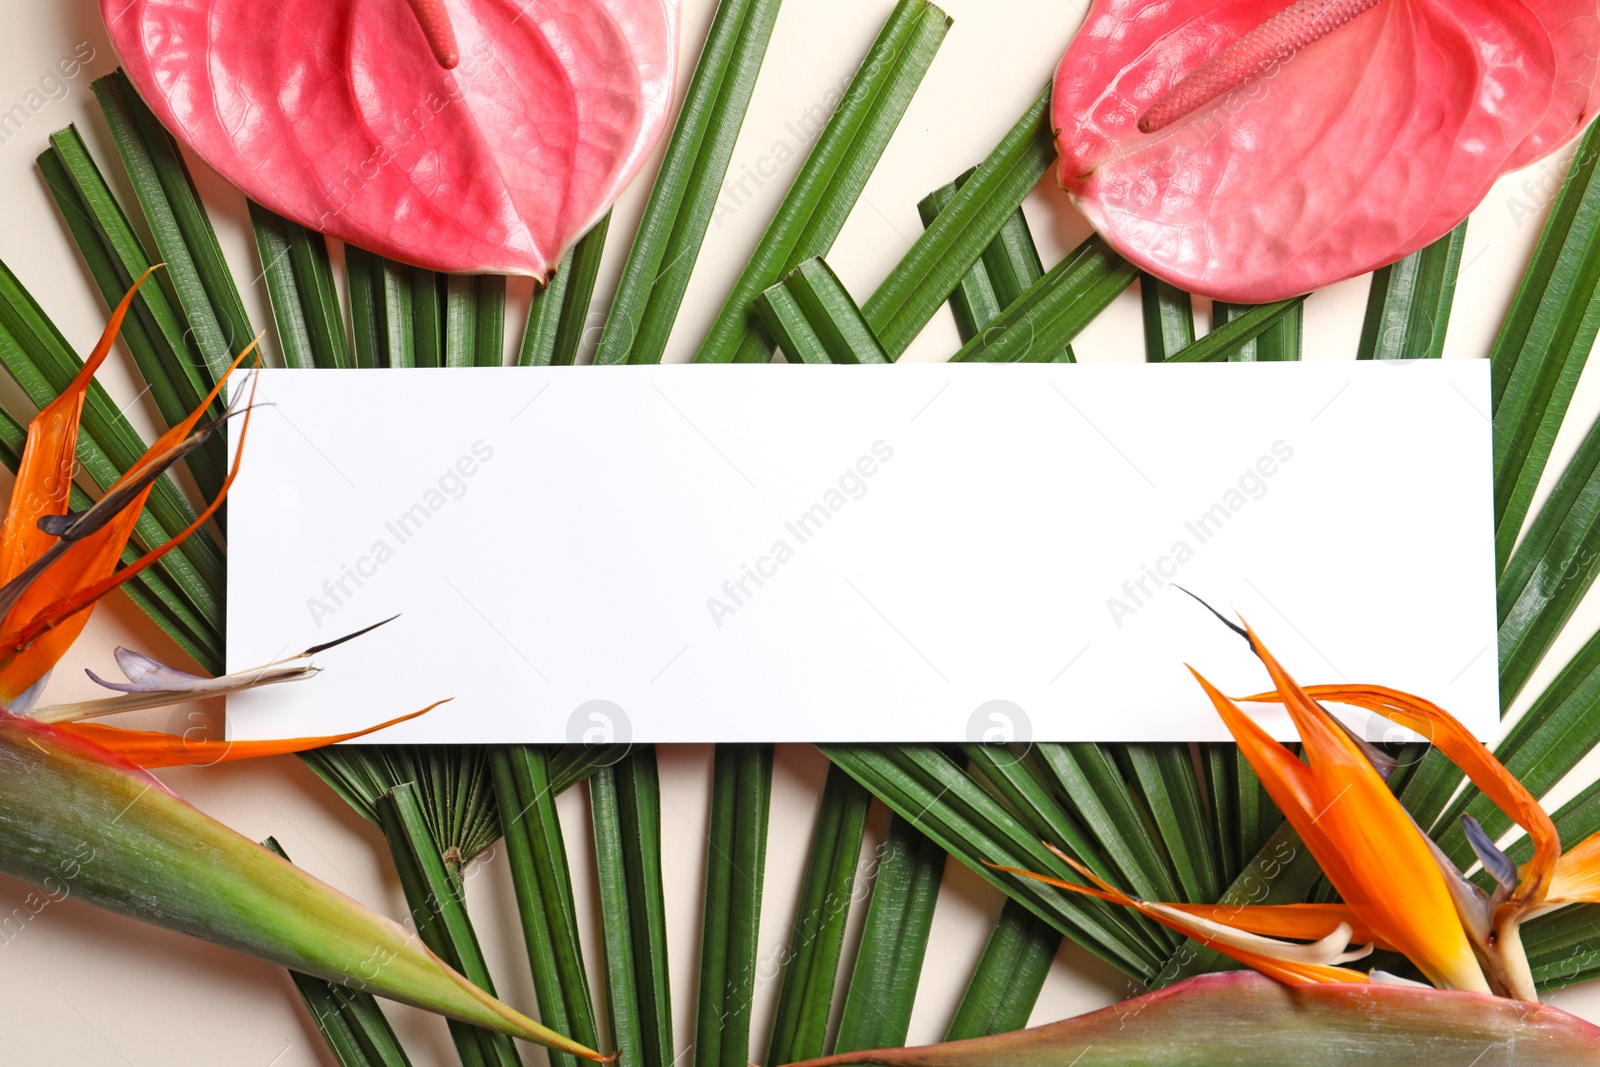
[225,362,1496,744]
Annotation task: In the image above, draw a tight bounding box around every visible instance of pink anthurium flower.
[1052,0,1600,302]
[102,0,679,277]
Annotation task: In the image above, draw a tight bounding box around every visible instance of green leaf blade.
[589,749,675,1067]
[862,87,1055,357]
[1356,220,1467,363]
[695,744,774,1067]
[833,813,945,1053]
[490,747,601,1067]
[696,0,951,364]
[1163,298,1305,363]
[1139,275,1195,362]
[949,236,1135,363]
[766,765,872,1065]
[944,899,1060,1040]
[1491,121,1600,572]
[597,0,785,366]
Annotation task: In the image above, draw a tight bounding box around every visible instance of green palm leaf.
[1213,300,1302,362]
[1357,220,1466,362]
[492,746,603,1067]
[695,744,774,1067]
[522,215,611,367]
[766,765,873,1064]
[589,749,675,1067]
[265,838,415,1067]
[944,899,1061,1040]
[1491,119,1600,572]
[861,87,1054,357]
[833,814,945,1053]
[14,8,1600,1063]
[597,0,784,365]
[1139,275,1195,362]
[696,0,950,364]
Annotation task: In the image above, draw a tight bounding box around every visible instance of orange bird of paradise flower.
[0,269,429,762]
[995,601,1600,1002]
[0,272,605,1058]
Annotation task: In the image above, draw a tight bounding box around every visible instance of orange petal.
[1189,667,1363,894]
[0,268,158,586]
[1549,830,1600,905]
[58,701,441,769]
[1212,625,1488,992]
[1242,682,1560,915]
[0,344,257,696]
[988,856,1369,986]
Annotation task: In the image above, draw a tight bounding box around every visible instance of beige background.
[2,0,1600,1063]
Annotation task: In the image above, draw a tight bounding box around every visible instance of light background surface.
[2,0,1599,1063]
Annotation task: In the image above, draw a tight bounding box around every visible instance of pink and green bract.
[102,0,679,277]
[777,971,1600,1067]
[1052,0,1600,302]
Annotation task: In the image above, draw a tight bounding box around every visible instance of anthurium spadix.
[1052,0,1600,301]
[102,0,679,276]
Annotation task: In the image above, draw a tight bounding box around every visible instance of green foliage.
[377,783,521,1066]
[755,259,890,364]
[597,0,785,365]
[834,814,945,1052]
[10,5,1600,1060]
[863,87,1055,357]
[1358,220,1467,362]
[522,215,611,367]
[918,169,1049,349]
[251,201,352,369]
[766,766,873,1064]
[944,899,1060,1040]
[1492,120,1600,572]
[1212,300,1302,362]
[821,744,1167,982]
[1139,275,1194,362]
[0,253,225,668]
[301,746,503,869]
[695,745,774,1067]
[697,0,950,364]
[590,750,675,1067]
[1497,407,1600,704]
[491,747,602,1067]
[1162,298,1305,363]
[949,235,1134,363]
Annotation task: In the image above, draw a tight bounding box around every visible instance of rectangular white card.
[225,363,1496,744]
